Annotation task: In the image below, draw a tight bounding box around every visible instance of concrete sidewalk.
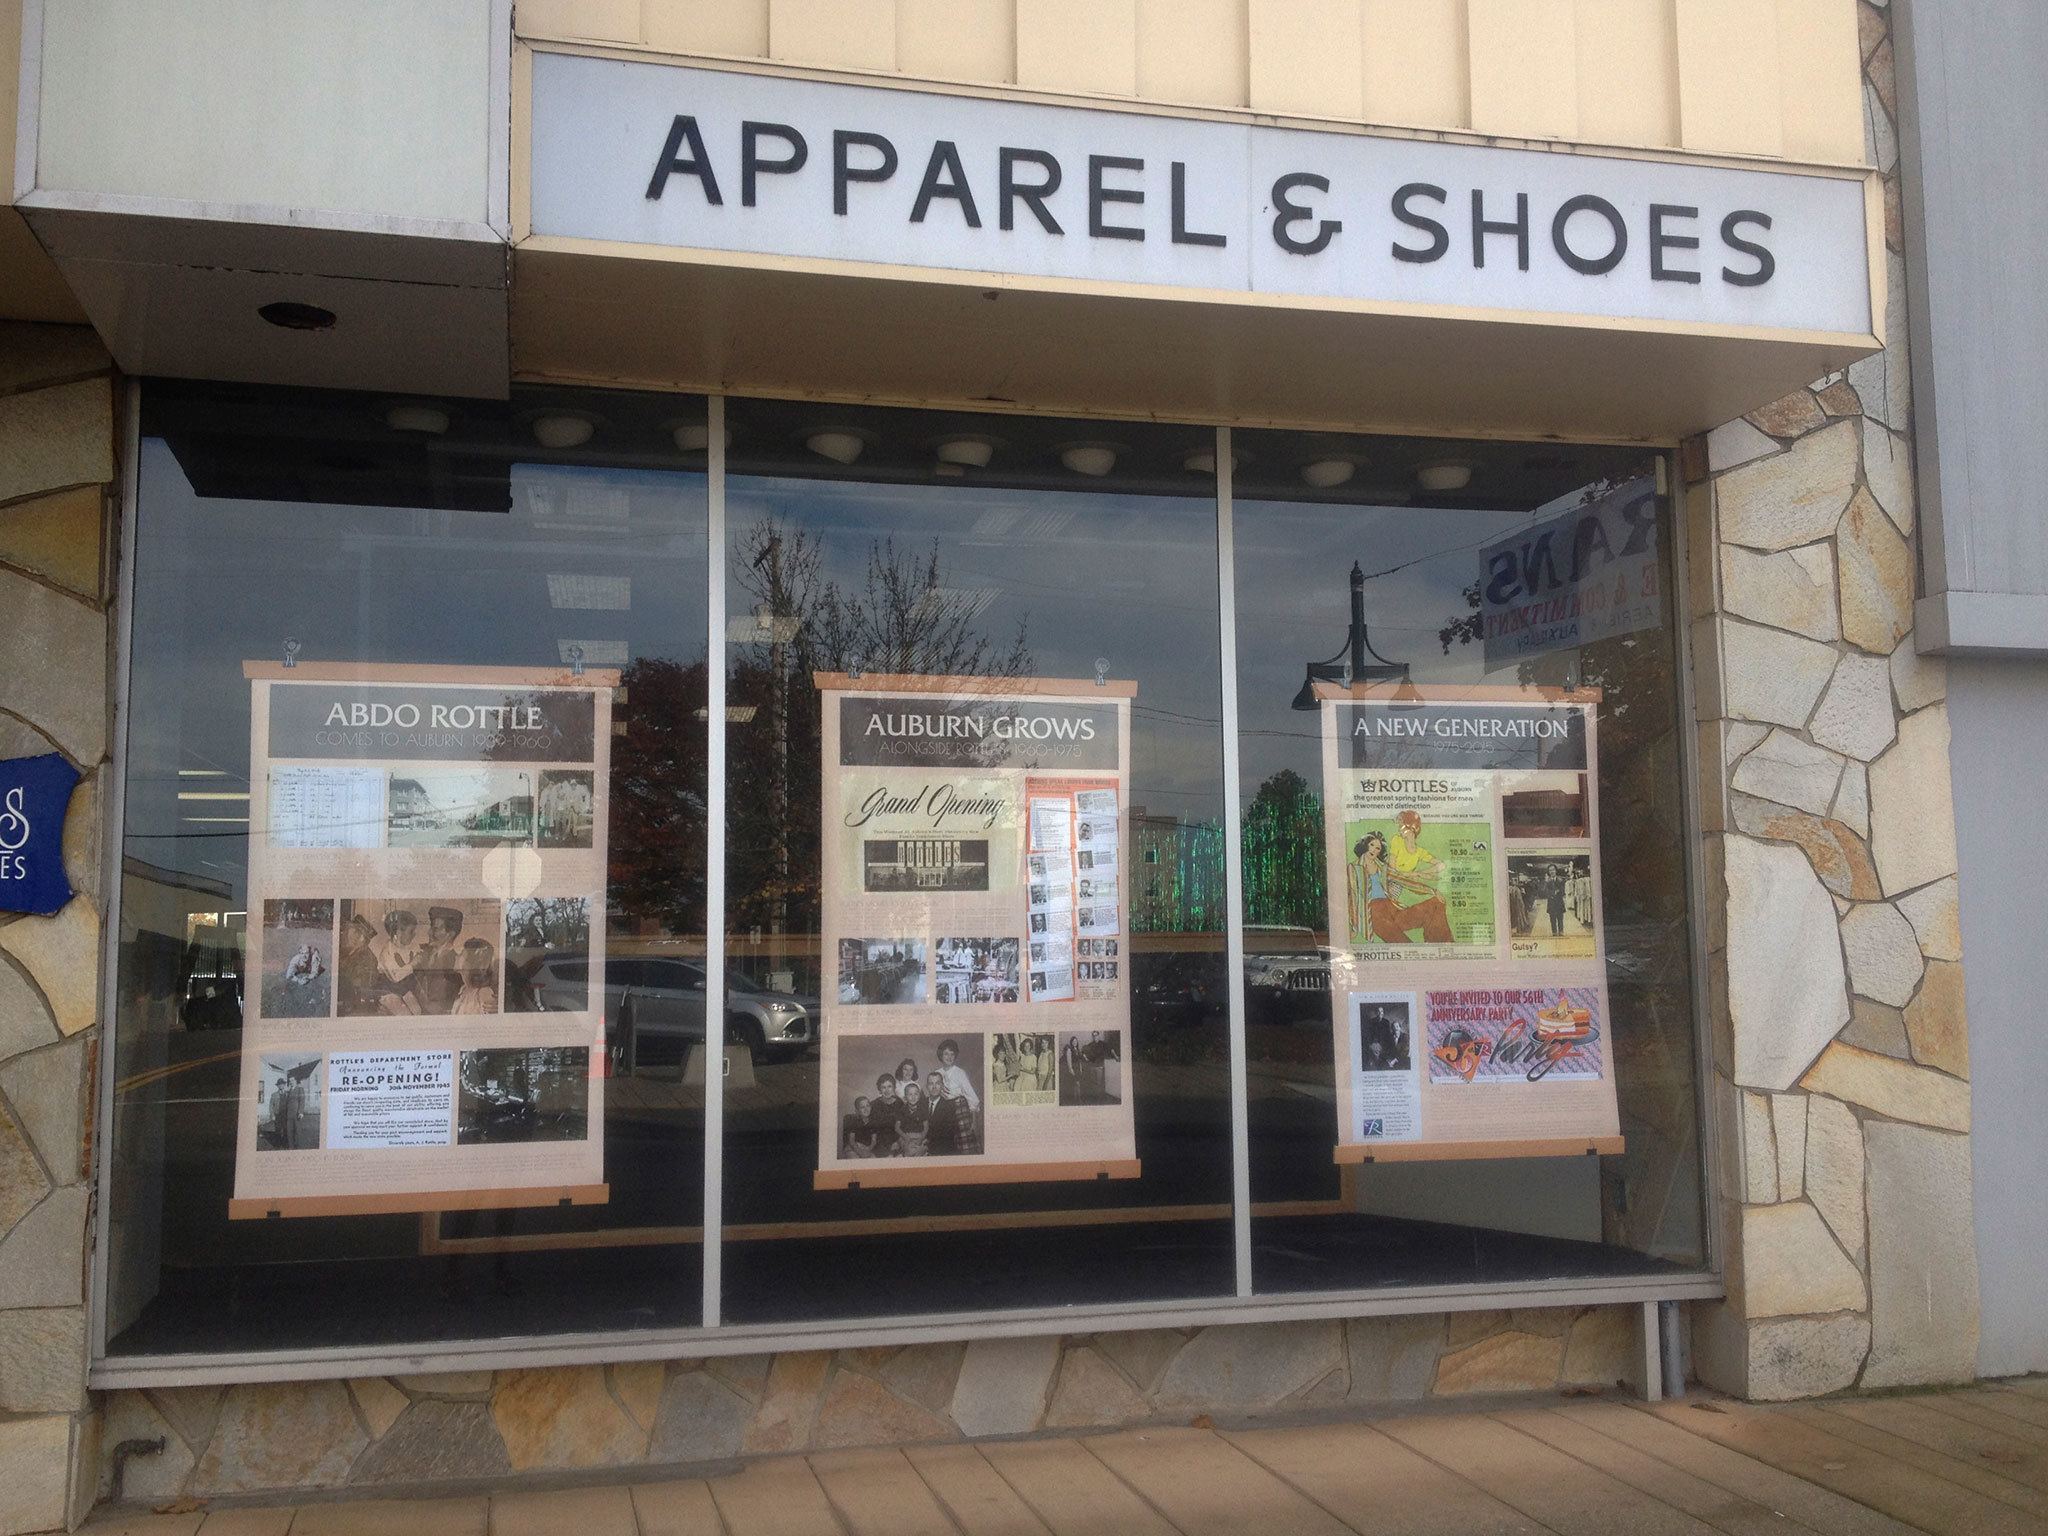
[77,1379,2048,1536]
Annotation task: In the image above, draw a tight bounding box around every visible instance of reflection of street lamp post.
[1291,561,1409,710]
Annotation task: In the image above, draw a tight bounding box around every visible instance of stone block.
[151,1385,224,1451]
[1817,378,1862,416]
[1861,419,1913,534]
[1560,1308,1634,1389]
[1445,1310,1511,1349]
[0,1036,87,1184]
[1725,837,1850,1090]
[348,1401,510,1486]
[0,1097,53,1240]
[0,1185,87,1307]
[61,774,98,909]
[648,1370,752,1465]
[1800,1042,1970,1132]
[703,1353,772,1403]
[1837,489,1913,653]
[190,1381,367,1494]
[1344,1314,1441,1402]
[99,1390,194,1503]
[949,1335,1059,1437]
[1731,798,1880,902]
[1720,543,1838,641]
[391,1372,492,1399]
[347,1378,409,1439]
[1718,418,1859,551]
[1863,1123,1978,1388]
[1846,255,1910,426]
[742,1351,831,1453]
[1840,998,1910,1059]
[0,900,101,1038]
[1747,391,1827,439]
[488,1366,646,1472]
[609,1362,664,1433]
[1720,624,1838,730]
[1153,1320,1342,1414]
[811,1369,955,1450]
[1740,1091,1778,1204]
[1840,901,1924,1007]
[0,567,107,764]
[1730,731,1841,816]
[1739,1203,1864,1318]
[1869,707,1959,896]
[879,1341,965,1413]
[1432,1330,1564,1395]
[1895,877,1961,962]
[0,957,59,1062]
[1809,655,1897,761]
[1707,418,1776,473]
[0,379,113,507]
[1509,1308,1576,1339]
[1770,1094,1807,1200]
[1091,1330,1184,1394]
[1746,1315,1870,1401]
[0,1411,70,1536]
[1804,1093,1866,1263]
[0,1308,85,1412]
[1904,960,1968,1078]
[0,485,102,599]
[1890,645,1945,714]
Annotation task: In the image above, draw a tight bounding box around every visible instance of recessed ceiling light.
[258,301,336,331]
[533,413,596,449]
[1416,460,1474,492]
[384,403,450,435]
[936,435,997,469]
[672,421,733,454]
[806,429,867,465]
[1301,458,1358,489]
[934,461,967,478]
[1059,443,1119,477]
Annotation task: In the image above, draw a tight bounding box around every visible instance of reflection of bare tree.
[609,658,709,937]
[477,689,596,762]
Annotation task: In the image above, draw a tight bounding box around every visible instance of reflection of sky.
[724,475,1227,824]
[126,443,708,904]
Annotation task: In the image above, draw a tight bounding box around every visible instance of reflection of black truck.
[1243,926,1331,1026]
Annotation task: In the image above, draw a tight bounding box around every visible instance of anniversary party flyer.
[1318,686,1623,1162]
[815,674,1140,1189]
[230,662,614,1217]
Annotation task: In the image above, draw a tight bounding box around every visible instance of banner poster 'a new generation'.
[1319,690,1623,1162]
[230,663,614,1218]
[816,676,1140,1189]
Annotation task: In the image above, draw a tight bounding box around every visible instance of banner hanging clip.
[282,638,302,670]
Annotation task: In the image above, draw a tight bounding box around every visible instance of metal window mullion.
[1215,425,1253,1299]
[702,395,727,1329]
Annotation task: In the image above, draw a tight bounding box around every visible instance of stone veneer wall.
[99,1306,1638,1501]
[0,323,119,1534]
[1685,0,1977,1402]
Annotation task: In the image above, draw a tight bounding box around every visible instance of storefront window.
[1231,429,1706,1292]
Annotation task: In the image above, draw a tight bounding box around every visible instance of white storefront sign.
[530,53,1874,337]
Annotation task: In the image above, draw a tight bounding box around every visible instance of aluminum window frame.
[87,388,1722,1388]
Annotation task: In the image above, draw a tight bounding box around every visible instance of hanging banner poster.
[815,674,1140,1189]
[1478,475,1662,669]
[1319,685,1623,1163]
[230,662,615,1218]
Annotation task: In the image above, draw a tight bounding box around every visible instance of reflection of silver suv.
[529,955,814,1071]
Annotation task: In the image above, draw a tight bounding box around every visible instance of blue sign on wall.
[0,753,81,916]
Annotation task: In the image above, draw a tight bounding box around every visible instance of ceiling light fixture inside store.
[533,413,596,449]
[673,422,732,454]
[384,403,450,435]
[1059,443,1118,477]
[934,461,967,478]
[935,435,997,469]
[1301,458,1357,489]
[806,429,867,464]
[1416,460,1474,492]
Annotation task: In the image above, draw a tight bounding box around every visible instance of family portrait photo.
[1056,1030,1123,1106]
[338,897,503,1017]
[255,1051,323,1151]
[536,769,596,848]
[991,1032,1056,1106]
[1355,997,1414,1073]
[836,1032,986,1158]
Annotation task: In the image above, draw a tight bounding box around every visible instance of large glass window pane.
[103,383,709,1357]
[1231,430,1705,1293]
[719,400,1234,1324]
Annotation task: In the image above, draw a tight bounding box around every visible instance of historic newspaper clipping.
[1320,687,1623,1162]
[815,675,1139,1188]
[231,663,614,1217]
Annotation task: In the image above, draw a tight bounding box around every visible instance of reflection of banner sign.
[230,662,615,1219]
[814,674,1140,1190]
[1319,686,1622,1163]
[1479,477,1662,668]
[0,753,79,916]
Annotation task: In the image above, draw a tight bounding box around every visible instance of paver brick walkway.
[76,1378,2048,1536]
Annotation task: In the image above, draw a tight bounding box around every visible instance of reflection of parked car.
[1243,926,1330,1026]
[530,955,816,1071]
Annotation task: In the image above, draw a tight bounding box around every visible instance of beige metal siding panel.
[644,0,771,57]
[1016,0,1138,95]
[1573,0,1679,147]
[516,0,641,44]
[1136,0,1247,107]
[1361,0,1470,129]
[1469,0,1578,139]
[1675,0,1783,154]
[1247,0,1364,119]
[898,0,1015,83]
[769,0,897,72]
[1775,0,1861,162]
